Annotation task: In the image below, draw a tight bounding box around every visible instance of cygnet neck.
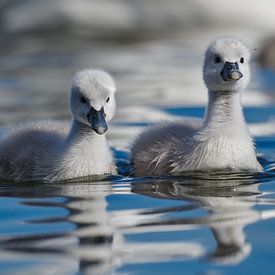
[204,90,246,130]
[66,119,105,145]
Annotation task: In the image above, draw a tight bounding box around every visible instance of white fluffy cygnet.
[131,37,263,176]
[0,69,117,182]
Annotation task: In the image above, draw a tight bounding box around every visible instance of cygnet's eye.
[240,57,244,64]
[106,97,110,103]
[214,55,221,64]
[80,96,88,104]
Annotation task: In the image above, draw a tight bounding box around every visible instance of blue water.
[165,106,275,123]
[0,32,275,274]
[0,107,275,274]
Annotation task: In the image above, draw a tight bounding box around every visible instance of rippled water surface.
[0,32,275,274]
[1,169,275,274]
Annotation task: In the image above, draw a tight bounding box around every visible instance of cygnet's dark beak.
[221,62,243,81]
[87,107,108,135]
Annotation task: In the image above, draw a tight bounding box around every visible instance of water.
[0,31,275,274]
[1,170,275,274]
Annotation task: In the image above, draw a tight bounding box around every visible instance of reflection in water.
[0,174,275,274]
[0,182,116,274]
[130,174,275,265]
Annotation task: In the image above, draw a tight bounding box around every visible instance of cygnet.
[0,69,117,182]
[131,37,263,176]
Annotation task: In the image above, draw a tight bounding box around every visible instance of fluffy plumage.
[131,37,263,176]
[0,69,117,182]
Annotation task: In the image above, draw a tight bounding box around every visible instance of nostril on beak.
[87,107,108,135]
[221,62,243,81]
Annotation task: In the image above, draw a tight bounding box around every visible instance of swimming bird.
[131,37,263,176]
[0,69,117,182]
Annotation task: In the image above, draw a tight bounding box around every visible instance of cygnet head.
[203,37,251,92]
[70,69,116,134]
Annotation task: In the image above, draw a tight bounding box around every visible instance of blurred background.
[0,0,275,147]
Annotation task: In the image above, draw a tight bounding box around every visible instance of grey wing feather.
[131,118,202,176]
